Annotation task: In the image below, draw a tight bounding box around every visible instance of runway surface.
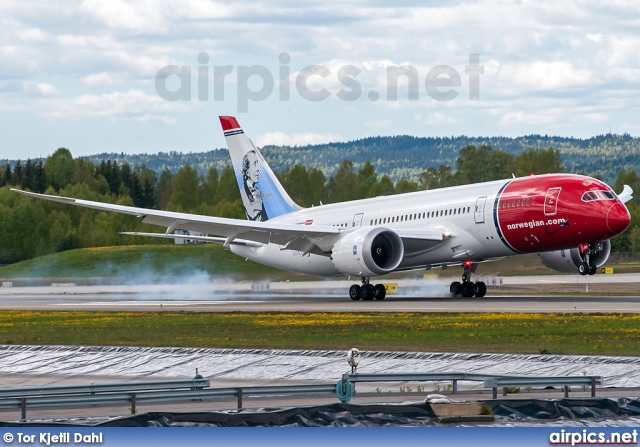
[0,275,638,313]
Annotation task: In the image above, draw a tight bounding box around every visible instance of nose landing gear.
[449,262,487,298]
[578,243,599,276]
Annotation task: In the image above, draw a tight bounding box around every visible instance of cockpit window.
[582,191,598,201]
[582,190,616,202]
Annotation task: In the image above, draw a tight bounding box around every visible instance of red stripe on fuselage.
[496,174,629,253]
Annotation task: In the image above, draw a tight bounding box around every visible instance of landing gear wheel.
[450,281,462,297]
[588,265,597,275]
[349,285,361,301]
[461,282,477,298]
[475,281,487,298]
[578,262,589,276]
[360,284,375,300]
[374,284,386,300]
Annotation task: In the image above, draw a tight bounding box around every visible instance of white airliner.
[13,116,634,300]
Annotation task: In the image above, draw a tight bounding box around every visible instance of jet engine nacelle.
[539,240,611,274]
[331,227,404,277]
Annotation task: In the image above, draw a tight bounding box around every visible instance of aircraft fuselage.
[232,173,631,276]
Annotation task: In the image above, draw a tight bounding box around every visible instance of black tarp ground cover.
[3,398,640,427]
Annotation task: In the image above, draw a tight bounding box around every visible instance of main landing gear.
[349,277,386,301]
[578,244,598,276]
[449,262,487,298]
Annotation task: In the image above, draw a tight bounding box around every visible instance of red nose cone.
[607,202,631,235]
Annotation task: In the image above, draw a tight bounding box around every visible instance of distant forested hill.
[5,133,639,184]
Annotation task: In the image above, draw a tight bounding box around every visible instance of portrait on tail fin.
[221,116,299,221]
[241,150,269,221]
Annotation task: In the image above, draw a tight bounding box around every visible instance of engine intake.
[331,227,404,277]
[539,240,611,274]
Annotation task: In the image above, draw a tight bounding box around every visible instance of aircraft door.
[352,213,364,227]
[544,187,561,216]
[474,196,487,224]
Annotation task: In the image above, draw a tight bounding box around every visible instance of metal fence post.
[493,387,497,399]
[21,397,26,420]
[452,380,458,394]
[591,377,596,397]
[342,373,348,396]
[237,388,243,409]
[564,386,569,398]
[131,393,136,414]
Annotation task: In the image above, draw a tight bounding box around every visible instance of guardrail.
[336,372,604,403]
[343,372,516,395]
[1,382,336,420]
[0,379,210,399]
[0,372,606,419]
[484,376,602,399]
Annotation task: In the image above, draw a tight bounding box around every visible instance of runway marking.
[55,301,260,306]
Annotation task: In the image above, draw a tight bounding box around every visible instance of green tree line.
[49,132,639,185]
[0,145,638,265]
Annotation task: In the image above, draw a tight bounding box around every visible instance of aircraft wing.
[12,189,455,255]
[11,189,341,250]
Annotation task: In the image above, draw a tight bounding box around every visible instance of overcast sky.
[2,0,640,159]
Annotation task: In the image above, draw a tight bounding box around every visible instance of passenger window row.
[499,198,532,209]
[369,206,471,226]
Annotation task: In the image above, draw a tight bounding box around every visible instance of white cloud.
[418,112,458,127]
[498,110,558,127]
[495,107,609,130]
[22,81,59,96]
[256,131,344,147]
[78,0,169,33]
[81,72,123,86]
[587,33,603,43]
[37,89,184,124]
[496,61,595,94]
[0,45,38,79]
[19,28,47,42]
[363,119,393,131]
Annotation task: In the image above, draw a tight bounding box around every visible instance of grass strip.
[1,311,639,355]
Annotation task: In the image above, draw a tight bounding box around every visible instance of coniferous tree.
[155,168,173,209]
[140,177,157,209]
